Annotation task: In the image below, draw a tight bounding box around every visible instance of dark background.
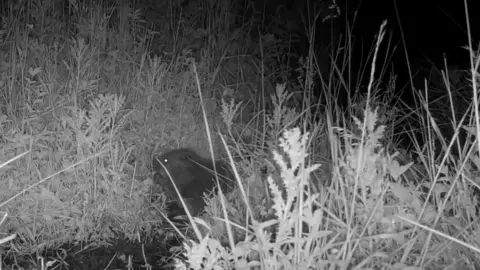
[343,0,478,94]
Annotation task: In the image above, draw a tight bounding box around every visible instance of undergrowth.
[0,0,478,269]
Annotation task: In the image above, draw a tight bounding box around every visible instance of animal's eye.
[163,158,169,163]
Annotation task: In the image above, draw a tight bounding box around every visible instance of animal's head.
[153,148,202,178]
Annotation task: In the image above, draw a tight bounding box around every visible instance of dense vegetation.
[0,0,478,269]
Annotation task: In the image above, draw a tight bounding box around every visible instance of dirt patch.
[2,235,184,270]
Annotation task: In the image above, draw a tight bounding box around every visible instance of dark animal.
[152,148,234,216]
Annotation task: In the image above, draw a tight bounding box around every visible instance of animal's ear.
[182,152,195,161]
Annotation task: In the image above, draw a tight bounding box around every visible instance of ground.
[3,234,184,270]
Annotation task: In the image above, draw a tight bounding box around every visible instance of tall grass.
[0,0,478,269]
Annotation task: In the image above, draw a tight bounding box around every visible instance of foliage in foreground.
[0,0,479,269]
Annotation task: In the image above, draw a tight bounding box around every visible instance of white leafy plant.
[174,127,335,270]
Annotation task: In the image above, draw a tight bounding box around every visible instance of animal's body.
[152,148,234,216]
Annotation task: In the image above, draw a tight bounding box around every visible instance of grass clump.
[0,0,478,269]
